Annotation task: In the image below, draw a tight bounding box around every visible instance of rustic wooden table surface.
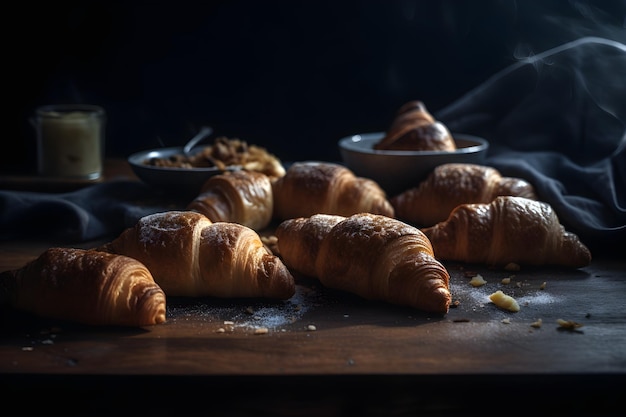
[1,159,624,416]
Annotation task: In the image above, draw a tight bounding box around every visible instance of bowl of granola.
[128,136,286,197]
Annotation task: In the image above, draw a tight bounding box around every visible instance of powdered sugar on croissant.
[276,213,451,314]
[421,196,592,268]
[392,163,538,226]
[188,169,274,231]
[272,161,394,221]
[0,248,166,327]
[98,211,295,299]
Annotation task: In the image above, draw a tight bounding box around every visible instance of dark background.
[5,0,625,173]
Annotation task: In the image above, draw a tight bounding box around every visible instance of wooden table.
[1,160,624,416]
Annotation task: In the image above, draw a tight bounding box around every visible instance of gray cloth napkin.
[0,180,186,243]
[436,37,626,250]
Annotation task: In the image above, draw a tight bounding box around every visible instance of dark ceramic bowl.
[338,132,489,197]
[128,147,239,196]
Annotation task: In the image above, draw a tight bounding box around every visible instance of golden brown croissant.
[97,211,295,299]
[374,101,457,151]
[0,248,166,327]
[187,169,273,231]
[276,213,451,314]
[392,163,538,227]
[421,196,592,268]
[272,161,394,221]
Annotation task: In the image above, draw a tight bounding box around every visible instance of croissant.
[392,163,538,227]
[97,210,295,299]
[276,213,451,314]
[374,101,457,151]
[272,161,394,221]
[187,169,273,231]
[0,248,166,326]
[421,196,592,268]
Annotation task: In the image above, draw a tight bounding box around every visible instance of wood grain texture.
[1,246,624,376]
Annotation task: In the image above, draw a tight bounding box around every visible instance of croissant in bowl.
[374,100,457,152]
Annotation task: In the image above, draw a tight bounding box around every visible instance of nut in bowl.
[128,136,287,197]
[338,132,489,197]
[128,147,240,197]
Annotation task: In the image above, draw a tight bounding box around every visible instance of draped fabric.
[0,180,185,243]
[436,37,626,250]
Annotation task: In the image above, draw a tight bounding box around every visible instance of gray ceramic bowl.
[128,147,239,196]
[338,132,489,197]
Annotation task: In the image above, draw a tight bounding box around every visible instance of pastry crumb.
[489,290,520,312]
[261,235,278,245]
[557,319,583,330]
[253,327,269,335]
[469,274,487,287]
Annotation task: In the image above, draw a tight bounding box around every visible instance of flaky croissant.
[276,213,451,314]
[392,163,538,227]
[374,101,456,151]
[0,248,166,326]
[272,161,394,221]
[421,196,592,268]
[187,169,273,231]
[97,211,295,299]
